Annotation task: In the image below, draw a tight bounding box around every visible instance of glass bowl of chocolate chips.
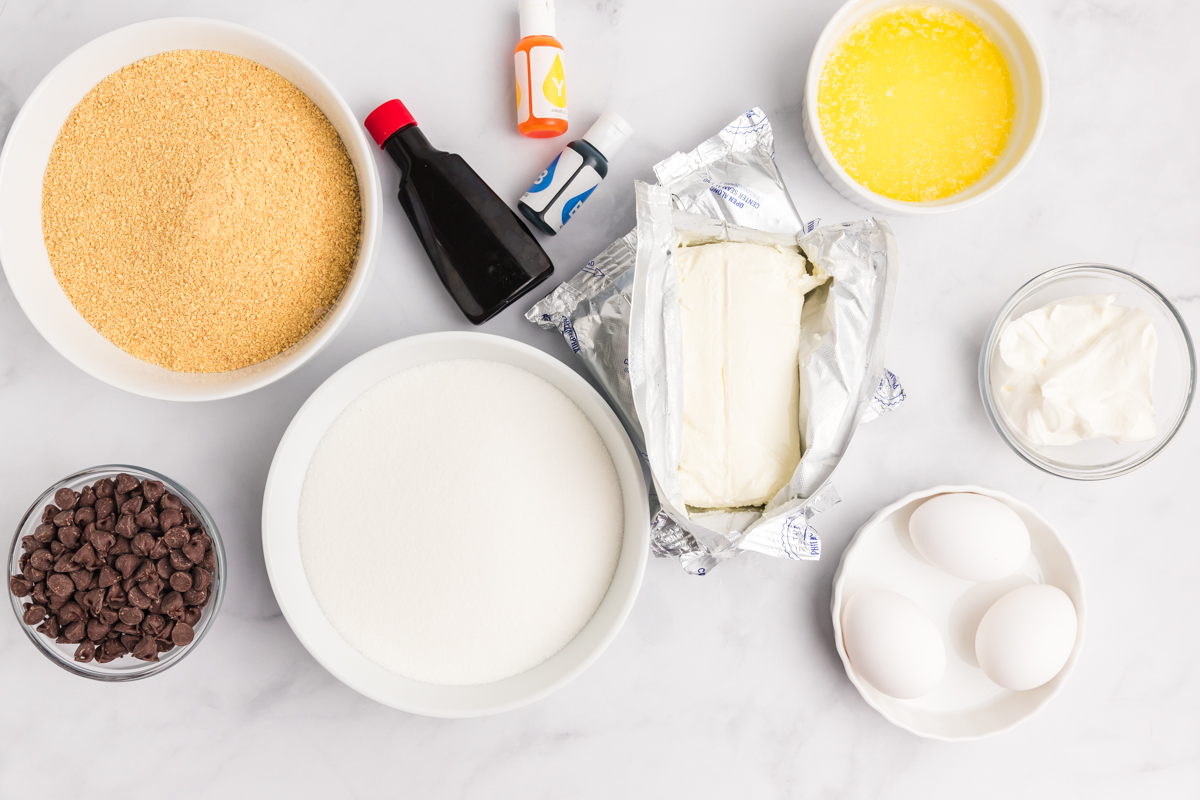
[7,465,224,680]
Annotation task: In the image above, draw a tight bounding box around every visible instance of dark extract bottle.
[364,99,554,324]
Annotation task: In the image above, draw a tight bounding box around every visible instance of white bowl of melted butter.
[803,0,1048,215]
[980,264,1195,480]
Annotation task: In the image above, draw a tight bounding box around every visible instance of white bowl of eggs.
[831,486,1085,740]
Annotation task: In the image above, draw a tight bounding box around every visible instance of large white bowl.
[803,0,1048,215]
[831,485,1085,740]
[0,18,382,400]
[262,333,650,717]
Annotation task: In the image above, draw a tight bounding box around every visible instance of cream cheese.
[675,241,825,508]
[994,295,1157,446]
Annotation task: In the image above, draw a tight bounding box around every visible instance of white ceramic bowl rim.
[978,263,1197,480]
[831,485,1087,741]
[0,17,382,401]
[261,332,651,718]
[803,0,1049,215]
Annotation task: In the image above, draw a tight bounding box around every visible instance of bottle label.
[514,50,530,125]
[542,166,601,232]
[529,46,567,121]
[520,147,583,212]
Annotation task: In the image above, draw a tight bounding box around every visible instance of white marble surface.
[1,0,1198,796]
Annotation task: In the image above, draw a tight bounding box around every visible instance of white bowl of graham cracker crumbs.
[0,18,381,400]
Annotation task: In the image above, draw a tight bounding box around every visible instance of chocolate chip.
[128,586,151,610]
[132,636,159,662]
[87,618,111,642]
[72,542,97,568]
[134,507,158,529]
[164,527,189,549]
[33,523,57,544]
[57,602,84,624]
[9,576,31,597]
[109,536,130,555]
[46,573,74,597]
[201,550,217,571]
[88,530,116,555]
[54,487,78,510]
[74,506,96,527]
[115,554,139,579]
[158,508,184,532]
[115,473,139,494]
[115,514,137,538]
[37,616,60,639]
[161,591,184,618]
[79,485,96,507]
[106,584,126,609]
[141,578,164,602]
[161,493,183,511]
[183,510,200,530]
[142,479,165,503]
[83,588,105,615]
[183,588,208,607]
[95,478,114,498]
[131,532,154,556]
[171,622,195,647]
[183,541,207,565]
[118,606,145,625]
[141,613,166,637]
[97,608,118,626]
[63,620,86,643]
[170,571,193,593]
[182,606,202,627]
[96,515,116,533]
[53,553,81,573]
[57,526,81,548]
[74,641,95,662]
[134,559,157,583]
[23,605,47,625]
[148,537,169,560]
[29,583,48,605]
[48,594,68,610]
[69,570,92,591]
[53,509,75,528]
[169,548,193,571]
[121,496,143,517]
[30,550,53,571]
[94,496,115,519]
[41,505,60,524]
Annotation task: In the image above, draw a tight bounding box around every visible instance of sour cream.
[994,295,1157,446]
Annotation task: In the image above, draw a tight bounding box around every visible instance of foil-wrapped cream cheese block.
[676,242,825,508]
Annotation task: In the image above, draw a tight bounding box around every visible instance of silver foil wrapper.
[528,109,904,574]
[630,183,901,574]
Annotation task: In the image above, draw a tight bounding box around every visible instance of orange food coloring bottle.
[514,0,567,138]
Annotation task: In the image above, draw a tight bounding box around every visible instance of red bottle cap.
[364,100,417,148]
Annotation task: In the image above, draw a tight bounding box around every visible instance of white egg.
[975,584,1078,691]
[841,590,946,700]
[909,493,1031,581]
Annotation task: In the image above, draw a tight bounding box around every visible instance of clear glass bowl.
[979,264,1196,480]
[7,465,225,680]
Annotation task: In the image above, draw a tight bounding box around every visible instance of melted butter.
[818,5,1015,202]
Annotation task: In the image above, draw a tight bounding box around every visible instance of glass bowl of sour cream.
[980,264,1196,479]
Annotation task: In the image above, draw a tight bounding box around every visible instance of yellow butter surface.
[818,5,1015,202]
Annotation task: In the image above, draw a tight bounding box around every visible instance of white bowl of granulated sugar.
[0,18,381,400]
[262,333,651,717]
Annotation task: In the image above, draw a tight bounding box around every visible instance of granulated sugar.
[298,359,624,686]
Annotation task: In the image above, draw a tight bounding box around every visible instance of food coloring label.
[520,147,583,212]
[529,46,567,120]
[514,50,530,125]
[542,166,601,232]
